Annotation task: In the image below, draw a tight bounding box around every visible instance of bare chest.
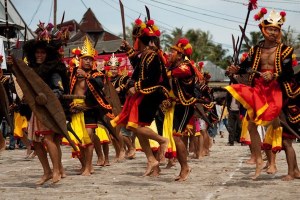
[74,78,86,96]
[260,47,277,70]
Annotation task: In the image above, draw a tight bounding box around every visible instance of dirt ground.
[0,132,300,200]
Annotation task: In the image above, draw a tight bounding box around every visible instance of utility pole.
[53,0,57,31]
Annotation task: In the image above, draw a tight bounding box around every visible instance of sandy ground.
[0,133,300,200]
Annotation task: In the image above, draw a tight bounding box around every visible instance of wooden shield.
[11,56,76,150]
[103,76,122,115]
[0,81,12,127]
[103,76,122,140]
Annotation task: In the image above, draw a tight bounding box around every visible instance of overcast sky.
[11,0,300,53]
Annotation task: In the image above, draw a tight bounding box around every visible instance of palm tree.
[241,31,263,52]
[161,27,183,51]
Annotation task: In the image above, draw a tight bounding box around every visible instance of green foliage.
[162,28,229,69]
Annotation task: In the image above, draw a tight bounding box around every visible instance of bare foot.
[150,166,161,177]
[266,165,277,174]
[245,158,256,165]
[36,173,52,185]
[90,166,95,174]
[282,175,294,181]
[28,151,36,159]
[126,149,136,159]
[175,168,191,182]
[81,170,91,176]
[96,159,104,166]
[119,150,126,161]
[158,139,169,162]
[294,170,300,179]
[52,172,62,184]
[103,160,110,166]
[60,168,67,178]
[251,162,264,180]
[143,160,159,177]
[166,159,176,169]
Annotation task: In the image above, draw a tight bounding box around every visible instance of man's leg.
[173,136,190,181]
[54,135,66,178]
[135,126,168,161]
[265,149,277,174]
[94,135,104,166]
[282,138,300,181]
[102,143,110,166]
[0,130,5,151]
[227,111,236,145]
[248,121,263,180]
[20,133,33,158]
[43,134,61,183]
[33,141,52,185]
[82,128,94,176]
[134,128,159,176]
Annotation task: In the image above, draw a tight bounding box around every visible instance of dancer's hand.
[128,87,136,95]
[226,65,240,76]
[120,40,132,52]
[261,71,273,82]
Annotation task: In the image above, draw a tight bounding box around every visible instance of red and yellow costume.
[225,9,298,151]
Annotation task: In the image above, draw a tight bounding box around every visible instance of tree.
[161,27,183,51]
[241,31,263,52]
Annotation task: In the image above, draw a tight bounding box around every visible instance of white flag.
[0,37,7,70]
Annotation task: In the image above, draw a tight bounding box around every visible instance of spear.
[4,0,10,55]
[220,0,258,122]
[233,0,258,65]
[119,0,126,40]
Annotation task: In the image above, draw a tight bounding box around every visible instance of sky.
[10,0,300,54]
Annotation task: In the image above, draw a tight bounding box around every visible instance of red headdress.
[171,38,193,57]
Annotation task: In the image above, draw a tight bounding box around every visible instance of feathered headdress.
[132,18,161,38]
[171,38,193,57]
[254,8,286,29]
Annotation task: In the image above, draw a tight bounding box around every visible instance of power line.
[110,0,174,33]
[261,0,300,4]
[79,0,88,9]
[220,0,300,13]
[48,0,53,23]
[150,0,257,27]
[137,0,243,32]
[28,0,44,26]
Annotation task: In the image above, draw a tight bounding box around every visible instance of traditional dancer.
[111,18,169,176]
[7,23,69,184]
[69,36,114,175]
[165,38,197,181]
[107,54,135,159]
[225,9,297,179]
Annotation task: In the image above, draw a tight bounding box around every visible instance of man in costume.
[69,36,114,175]
[225,8,297,179]
[107,54,135,159]
[280,69,300,181]
[0,60,6,151]
[165,38,197,181]
[111,18,169,176]
[7,23,69,184]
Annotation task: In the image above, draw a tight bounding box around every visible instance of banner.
[0,38,7,70]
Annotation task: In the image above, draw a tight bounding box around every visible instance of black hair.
[23,39,61,65]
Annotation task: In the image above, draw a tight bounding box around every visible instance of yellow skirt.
[62,99,92,157]
[135,120,160,151]
[95,125,110,144]
[13,112,28,138]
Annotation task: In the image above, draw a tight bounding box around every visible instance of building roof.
[0,0,34,39]
[202,61,229,82]
[61,8,121,56]
[79,8,104,33]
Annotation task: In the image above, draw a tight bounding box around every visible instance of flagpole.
[53,0,57,31]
